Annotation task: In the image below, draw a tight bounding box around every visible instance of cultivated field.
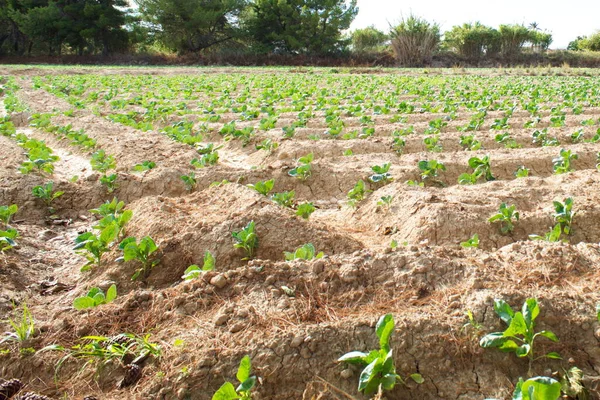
[1,66,600,400]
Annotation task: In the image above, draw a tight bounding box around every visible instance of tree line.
[0,1,598,64]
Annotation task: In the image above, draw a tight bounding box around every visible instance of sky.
[350,0,600,49]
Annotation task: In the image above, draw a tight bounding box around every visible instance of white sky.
[350,0,600,49]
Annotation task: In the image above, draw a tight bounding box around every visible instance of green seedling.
[532,129,559,147]
[271,191,295,208]
[75,222,119,271]
[0,303,35,346]
[212,355,256,400]
[0,228,18,252]
[296,202,316,219]
[552,149,578,174]
[406,180,424,187]
[529,224,563,242]
[423,136,442,152]
[182,251,215,280]
[515,166,530,178]
[480,298,560,376]
[132,161,156,172]
[552,197,574,235]
[571,129,585,143]
[369,163,392,184]
[232,221,258,260]
[499,376,562,400]
[0,204,18,226]
[377,195,393,210]
[180,172,197,191]
[343,149,354,156]
[248,179,274,196]
[459,155,495,185]
[73,285,117,310]
[117,236,160,281]
[91,150,116,173]
[597,152,600,170]
[338,314,423,396]
[18,139,59,175]
[288,153,313,181]
[255,139,279,153]
[488,203,519,234]
[459,134,481,151]
[495,132,521,149]
[32,182,64,213]
[284,243,323,261]
[191,152,219,168]
[418,160,446,185]
[460,234,479,248]
[347,180,367,207]
[100,173,118,193]
[282,125,296,139]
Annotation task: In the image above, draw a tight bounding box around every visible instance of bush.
[350,26,388,53]
[444,22,500,60]
[569,32,600,52]
[498,24,533,58]
[390,15,440,66]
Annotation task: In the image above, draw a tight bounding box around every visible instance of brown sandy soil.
[1,67,600,400]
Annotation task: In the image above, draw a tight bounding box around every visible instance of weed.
[232,221,258,260]
[0,303,35,346]
[488,203,519,234]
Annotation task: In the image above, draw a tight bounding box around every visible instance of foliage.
[552,149,577,174]
[552,197,574,235]
[100,173,119,193]
[390,15,440,66]
[347,179,367,207]
[132,160,156,172]
[212,355,256,400]
[284,243,323,261]
[338,314,423,396]
[515,166,530,178]
[91,150,116,174]
[73,285,117,310]
[0,228,18,252]
[295,202,316,219]
[288,153,313,181]
[0,204,18,226]
[75,222,120,271]
[511,376,561,400]
[529,224,563,243]
[417,159,445,185]
[480,298,560,375]
[460,234,479,248]
[182,251,215,280]
[369,163,392,184]
[488,203,519,234]
[32,182,64,213]
[0,303,35,346]
[248,179,274,196]
[117,236,160,280]
[232,221,258,260]
[18,138,59,175]
[181,172,197,191]
[459,134,482,151]
[444,22,500,59]
[351,26,388,53]
[458,155,495,184]
[271,191,295,208]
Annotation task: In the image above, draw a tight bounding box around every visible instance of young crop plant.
[459,134,482,151]
[117,236,160,281]
[180,172,197,191]
[423,136,442,152]
[552,149,578,174]
[247,179,274,196]
[0,204,18,226]
[391,133,406,155]
[480,298,560,376]
[100,174,118,193]
[288,153,313,181]
[0,228,18,252]
[282,125,296,139]
[347,180,367,207]
[271,191,295,208]
[458,155,495,185]
[32,182,64,214]
[232,221,258,260]
[417,160,446,186]
[460,234,479,248]
[91,149,116,174]
[192,151,219,168]
[495,133,521,149]
[338,314,423,396]
[132,161,156,172]
[295,202,316,219]
[377,195,394,211]
[284,243,323,261]
[73,285,117,310]
[532,129,559,147]
[552,197,574,235]
[212,355,256,400]
[75,223,119,271]
[182,251,215,281]
[571,128,585,144]
[255,138,279,153]
[488,203,519,234]
[369,163,392,184]
[90,198,133,239]
[529,224,563,243]
[0,303,35,347]
[19,139,60,175]
[515,166,530,178]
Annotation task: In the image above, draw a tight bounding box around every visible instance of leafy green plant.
[182,251,215,280]
[529,224,563,242]
[417,160,446,185]
[181,172,197,191]
[552,197,574,235]
[271,191,295,208]
[488,203,519,234]
[212,355,256,400]
[460,234,479,248]
[288,153,313,181]
[480,298,560,375]
[73,285,117,310]
[117,236,160,281]
[132,161,156,172]
[369,163,392,184]
[497,376,562,400]
[255,139,279,153]
[552,149,578,174]
[459,134,482,151]
[32,182,64,213]
[495,132,521,149]
[337,314,423,396]
[18,139,59,175]
[232,221,258,260]
[100,173,118,193]
[532,129,559,147]
[347,180,367,207]
[377,195,393,211]
[571,128,585,143]
[296,202,316,219]
[0,303,35,346]
[0,228,18,252]
[423,136,442,152]
[248,179,274,196]
[75,223,119,271]
[91,150,116,174]
[515,166,530,178]
[0,204,18,226]
[284,243,323,261]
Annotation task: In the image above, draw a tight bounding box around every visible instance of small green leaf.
[236,355,251,383]
[73,297,96,310]
[410,373,424,384]
[212,382,240,400]
[545,352,562,359]
[236,376,256,393]
[106,284,117,302]
[376,314,395,351]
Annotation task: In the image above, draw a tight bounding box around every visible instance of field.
[1,66,600,400]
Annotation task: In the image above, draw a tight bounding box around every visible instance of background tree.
[350,25,387,53]
[390,15,440,66]
[444,22,499,60]
[247,0,358,55]
[135,0,247,53]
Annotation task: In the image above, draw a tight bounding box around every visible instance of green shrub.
[390,15,440,66]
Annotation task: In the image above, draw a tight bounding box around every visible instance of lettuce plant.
[338,314,423,396]
[295,202,315,219]
[212,355,256,400]
[0,204,18,226]
[73,285,117,310]
[284,243,323,261]
[248,179,274,196]
[118,236,160,281]
[288,153,313,181]
[182,251,215,280]
[271,191,295,208]
[488,203,519,234]
[232,221,258,260]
